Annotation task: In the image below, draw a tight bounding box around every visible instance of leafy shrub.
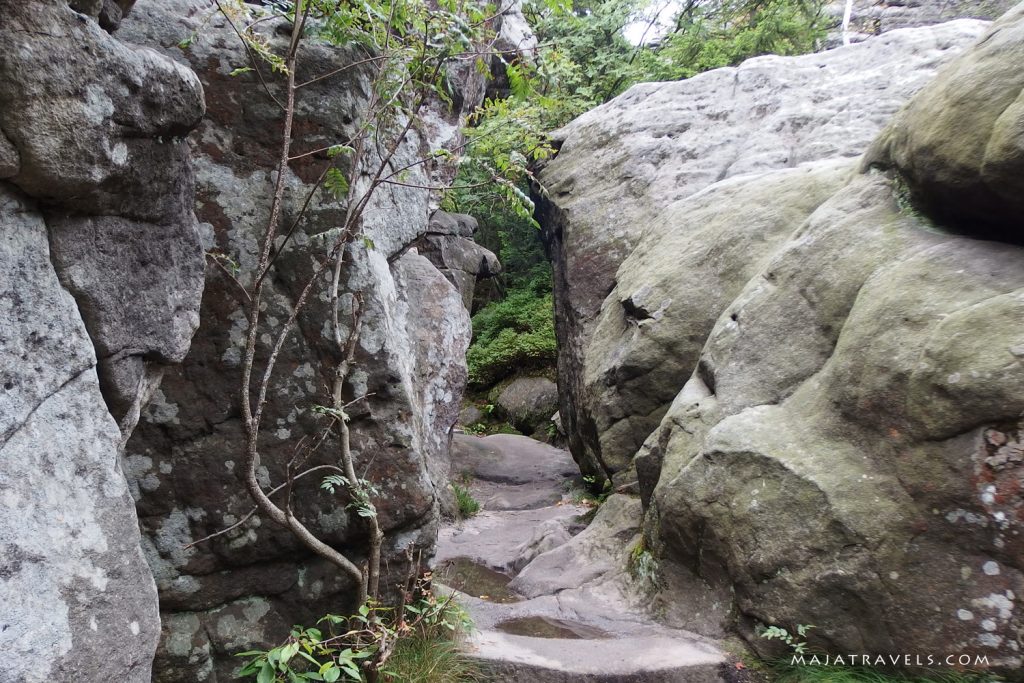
[466,290,557,387]
[235,581,475,682]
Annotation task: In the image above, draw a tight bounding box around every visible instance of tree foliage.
[451,0,827,393]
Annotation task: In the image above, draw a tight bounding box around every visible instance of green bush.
[466,290,557,387]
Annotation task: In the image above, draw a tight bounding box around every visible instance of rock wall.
[115,2,501,680]
[537,3,1024,672]
[824,0,1018,45]
[0,1,206,680]
[535,17,990,482]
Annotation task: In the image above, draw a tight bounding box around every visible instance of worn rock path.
[435,433,728,682]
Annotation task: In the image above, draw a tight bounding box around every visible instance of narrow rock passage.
[435,433,727,682]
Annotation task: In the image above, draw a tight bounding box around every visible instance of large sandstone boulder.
[864,4,1024,240]
[0,1,206,681]
[538,4,1024,673]
[640,169,1024,672]
[535,18,991,480]
[495,376,559,435]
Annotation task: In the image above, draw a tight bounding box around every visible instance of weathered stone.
[47,213,204,423]
[644,196,1024,665]
[459,403,485,426]
[495,376,559,435]
[536,18,990,480]
[116,1,493,678]
[0,132,18,179]
[1,2,206,680]
[416,212,502,309]
[539,4,1024,673]
[634,87,1024,679]
[824,0,1017,45]
[0,186,160,683]
[0,1,204,224]
[584,161,852,474]
[864,5,1024,240]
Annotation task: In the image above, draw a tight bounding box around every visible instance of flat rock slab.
[452,433,580,485]
[465,629,725,683]
[437,505,584,572]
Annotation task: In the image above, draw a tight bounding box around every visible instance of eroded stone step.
[465,630,725,683]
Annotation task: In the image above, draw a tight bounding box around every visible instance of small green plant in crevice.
[627,539,662,591]
[453,483,481,518]
[544,421,558,442]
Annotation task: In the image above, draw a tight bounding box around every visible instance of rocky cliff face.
[113,2,501,680]
[824,0,1017,46]
[0,1,206,680]
[538,4,1023,671]
[536,17,990,482]
[1,0,505,680]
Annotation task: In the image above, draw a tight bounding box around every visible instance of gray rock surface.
[0,0,206,427]
[825,0,1017,45]
[495,376,560,435]
[0,186,163,683]
[864,4,1024,239]
[436,436,728,682]
[417,210,501,309]
[640,168,1024,671]
[0,1,205,680]
[535,18,991,480]
[539,6,1024,672]
[451,433,580,511]
[115,1,499,679]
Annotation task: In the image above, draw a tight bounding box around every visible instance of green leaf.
[257,662,275,683]
[322,667,341,683]
[229,66,254,77]
[324,168,350,200]
[327,145,354,159]
[237,660,263,676]
[361,236,375,251]
[281,641,300,665]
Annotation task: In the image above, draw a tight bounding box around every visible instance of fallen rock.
[495,376,560,435]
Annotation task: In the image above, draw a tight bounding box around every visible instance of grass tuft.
[453,483,481,518]
[383,631,482,682]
